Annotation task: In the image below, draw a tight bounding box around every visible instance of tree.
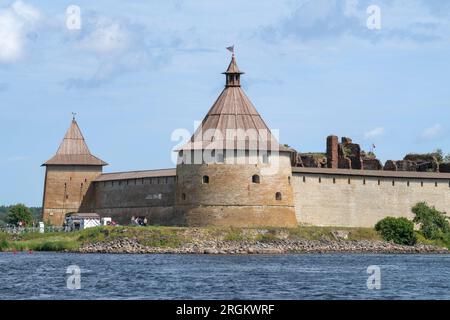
[412,202,450,240]
[375,217,417,245]
[6,204,34,227]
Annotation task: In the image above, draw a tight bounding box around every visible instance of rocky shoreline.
[76,238,449,254]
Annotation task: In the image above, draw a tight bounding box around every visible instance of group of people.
[131,216,148,226]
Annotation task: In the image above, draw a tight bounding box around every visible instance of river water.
[0,253,448,299]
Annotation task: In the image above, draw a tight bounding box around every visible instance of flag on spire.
[226,45,234,54]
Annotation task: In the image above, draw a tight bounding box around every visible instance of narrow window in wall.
[363,179,366,185]
[348,178,351,184]
[84,178,87,182]
[435,182,438,187]
[392,180,395,186]
[275,192,282,201]
[333,177,336,184]
[318,177,322,183]
[378,179,381,186]
[407,181,410,187]
[303,176,306,183]
[252,175,260,184]
[288,176,291,185]
[182,193,186,201]
[202,175,210,184]
[421,181,424,187]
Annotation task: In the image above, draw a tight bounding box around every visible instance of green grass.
[415,232,450,249]
[0,225,439,252]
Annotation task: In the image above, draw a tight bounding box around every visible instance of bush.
[375,217,417,245]
[412,202,450,240]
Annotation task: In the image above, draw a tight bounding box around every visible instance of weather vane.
[72,112,77,120]
[226,45,235,55]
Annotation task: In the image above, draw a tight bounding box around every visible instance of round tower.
[175,54,297,227]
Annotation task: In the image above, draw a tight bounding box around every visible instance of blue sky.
[1,0,450,206]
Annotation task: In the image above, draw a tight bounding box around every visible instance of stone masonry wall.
[42,165,103,226]
[93,176,177,225]
[176,152,298,227]
[292,172,450,227]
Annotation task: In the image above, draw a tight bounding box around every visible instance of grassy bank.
[0,225,447,252]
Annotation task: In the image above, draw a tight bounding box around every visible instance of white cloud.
[421,123,443,139]
[364,127,385,139]
[12,1,40,23]
[76,20,129,54]
[0,1,40,63]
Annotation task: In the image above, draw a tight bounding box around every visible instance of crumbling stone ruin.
[292,135,450,172]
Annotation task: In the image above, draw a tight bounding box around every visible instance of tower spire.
[222,50,244,87]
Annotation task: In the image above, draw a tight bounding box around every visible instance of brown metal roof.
[292,167,450,180]
[94,168,176,182]
[43,119,107,166]
[181,56,289,152]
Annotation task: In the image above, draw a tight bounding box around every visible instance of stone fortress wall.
[292,168,450,227]
[175,151,297,227]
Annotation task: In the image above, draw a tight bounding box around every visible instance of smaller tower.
[41,116,107,226]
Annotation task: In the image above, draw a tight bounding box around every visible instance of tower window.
[202,175,209,184]
[252,175,260,184]
[275,192,282,201]
[288,176,291,185]
[182,193,186,201]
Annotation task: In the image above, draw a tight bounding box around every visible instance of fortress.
[41,55,450,227]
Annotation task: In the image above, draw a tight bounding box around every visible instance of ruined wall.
[42,165,103,226]
[176,152,297,227]
[93,176,178,225]
[292,169,450,227]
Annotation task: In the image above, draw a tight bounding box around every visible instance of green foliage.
[375,217,417,245]
[365,151,377,159]
[0,205,41,224]
[6,204,34,226]
[412,202,450,241]
[426,149,450,164]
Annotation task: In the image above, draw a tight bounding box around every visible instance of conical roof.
[223,55,244,74]
[181,55,289,152]
[43,119,107,166]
